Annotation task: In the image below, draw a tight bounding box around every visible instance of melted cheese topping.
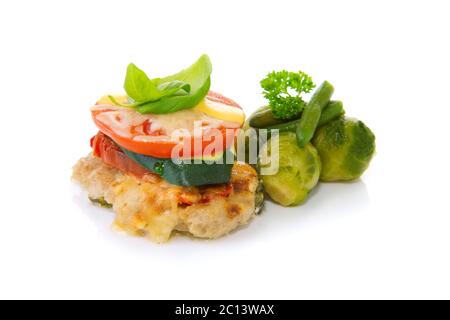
[193,97,245,124]
[92,105,241,141]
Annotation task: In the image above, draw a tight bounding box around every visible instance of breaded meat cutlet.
[73,154,261,243]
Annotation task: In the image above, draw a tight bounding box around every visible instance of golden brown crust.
[72,154,258,243]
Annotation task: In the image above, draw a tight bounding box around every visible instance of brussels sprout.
[259,132,321,206]
[312,117,375,181]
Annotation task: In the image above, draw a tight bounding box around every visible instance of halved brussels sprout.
[259,132,321,206]
[312,117,375,181]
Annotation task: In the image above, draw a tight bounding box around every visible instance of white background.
[0,0,449,299]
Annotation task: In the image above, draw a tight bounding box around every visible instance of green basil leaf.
[124,63,159,101]
[137,77,210,114]
[120,55,212,114]
[153,54,212,90]
[157,80,191,97]
[137,54,212,114]
[123,66,191,105]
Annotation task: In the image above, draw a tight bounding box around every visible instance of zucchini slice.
[121,147,235,187]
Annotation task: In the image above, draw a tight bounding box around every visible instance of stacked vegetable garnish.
[91,59,376,204]
[249,70,376,206]
[74,55,376,243]
[90,55,246,187]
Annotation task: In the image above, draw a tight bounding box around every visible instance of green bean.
[266,100,344,133]
[296,103,321,146]
[317,100,344,127]
[249,98,341,130]
[296,81,334,147]
[266,119,298,133]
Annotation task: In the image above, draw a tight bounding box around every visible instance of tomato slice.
[91,131,151,178]
[92,91,242,158]
[91,132,234,204]
[206,91,241,108]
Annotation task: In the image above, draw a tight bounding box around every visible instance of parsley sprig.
[260,70,315,120]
